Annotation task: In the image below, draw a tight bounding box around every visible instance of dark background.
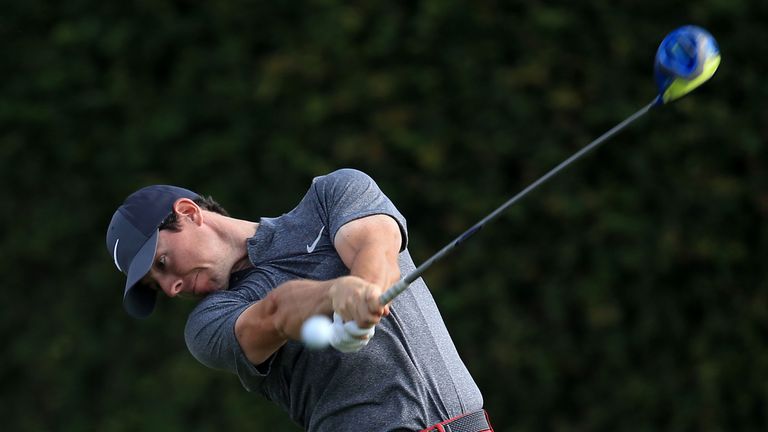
[3,1,767,431]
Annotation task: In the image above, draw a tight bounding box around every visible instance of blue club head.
[654,25,721,104]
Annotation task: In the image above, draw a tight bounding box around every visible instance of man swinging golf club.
[106,24,719,432]
[106,168,493,431]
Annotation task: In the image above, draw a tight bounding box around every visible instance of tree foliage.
[2,1,767,431]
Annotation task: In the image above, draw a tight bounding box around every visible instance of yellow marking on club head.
[662,54,721,103]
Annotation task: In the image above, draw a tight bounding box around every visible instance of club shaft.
[379,99,657,305]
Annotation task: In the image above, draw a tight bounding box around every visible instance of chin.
[192,271,226,295]
[211,275,229,291]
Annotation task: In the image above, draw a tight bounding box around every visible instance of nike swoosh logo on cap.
[113,239,123,272]
[306,226,325,253]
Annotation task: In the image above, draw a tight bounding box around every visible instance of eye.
[156,255,167,270]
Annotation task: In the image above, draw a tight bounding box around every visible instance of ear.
[173,198,204,226]
[167,281,183,297]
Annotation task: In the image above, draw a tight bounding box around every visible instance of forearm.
[348,244,401,292]
[269,279,335,338]
[335,214,402,294]
[235,279,334,364]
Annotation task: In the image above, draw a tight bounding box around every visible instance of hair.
[158,195,229,232]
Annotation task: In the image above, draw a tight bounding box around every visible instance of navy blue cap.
[106,185,199,318]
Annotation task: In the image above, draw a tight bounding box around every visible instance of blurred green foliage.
[2,0,767,431]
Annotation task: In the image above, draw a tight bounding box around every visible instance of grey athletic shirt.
[185,169,483,431]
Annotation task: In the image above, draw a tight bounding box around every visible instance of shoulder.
[183,291,247,370]
[311,168,374,189]
[185,290,248,342]
[184,272,275,366]
[186,272,273,331]
[309,169,384,202]
[321,168,371,180]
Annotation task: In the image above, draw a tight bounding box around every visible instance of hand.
[328,276,388,328]
[329,312,375,353]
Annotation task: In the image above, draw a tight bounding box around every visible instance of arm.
[235,214,402,365]
[332,214,402,322]
[234,278,334,365]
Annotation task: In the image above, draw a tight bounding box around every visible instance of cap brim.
[123,230,159,319]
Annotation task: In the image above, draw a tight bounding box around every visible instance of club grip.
[379,279,410,305]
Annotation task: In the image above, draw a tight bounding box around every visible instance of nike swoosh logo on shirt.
[306,226,325,253]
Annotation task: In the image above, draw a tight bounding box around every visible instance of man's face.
[142,207,230,298]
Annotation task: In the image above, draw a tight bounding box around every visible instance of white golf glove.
[329,312,376,353]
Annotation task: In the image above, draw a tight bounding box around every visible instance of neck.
[231,219,258,273]
[205,211,258,273]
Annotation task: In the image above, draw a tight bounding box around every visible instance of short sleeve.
[183,273,274,392]
[311,169,408,251]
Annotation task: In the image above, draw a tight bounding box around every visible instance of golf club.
[303,25,721,349]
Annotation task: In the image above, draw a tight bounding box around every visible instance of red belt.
[420,409,493,432]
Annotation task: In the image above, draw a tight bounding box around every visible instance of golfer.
[106,168,493,431]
